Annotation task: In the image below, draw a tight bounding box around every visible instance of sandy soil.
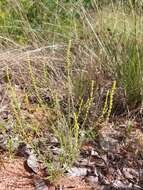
[0,158,35,190]
[0,157,92,190]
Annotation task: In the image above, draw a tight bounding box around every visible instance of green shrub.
[116,39,143,108]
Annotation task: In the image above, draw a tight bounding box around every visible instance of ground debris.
[34,178,49,190]
[67,167,88,177]
[66,122,143,190]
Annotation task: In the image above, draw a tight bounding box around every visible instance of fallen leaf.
[26,154,39,174]
[86,176,98,186]
[112,179,132,189]
[67,167,88,177]
[34,178,49,190]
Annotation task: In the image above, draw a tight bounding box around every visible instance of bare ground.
[0,157,92,190]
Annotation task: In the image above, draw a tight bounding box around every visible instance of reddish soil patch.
[0,158,35,190]
[0,157,92,190]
